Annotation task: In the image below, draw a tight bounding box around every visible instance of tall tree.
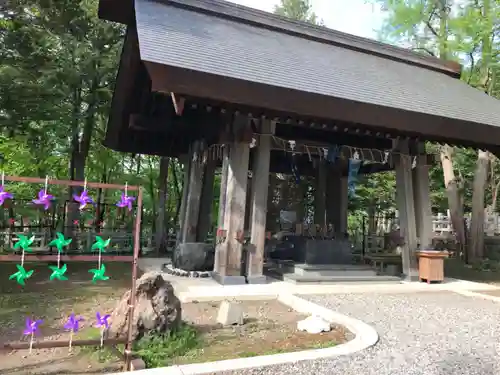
[375,0,500,260]
[273,0,321,24]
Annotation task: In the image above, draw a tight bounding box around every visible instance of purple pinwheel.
[64,313,84,332]
[73,189,94,210]
[23,317,43,336]
[0,185,13,206]
[32,189,54,211]
[116,193,136,212]
[95,312,110,329]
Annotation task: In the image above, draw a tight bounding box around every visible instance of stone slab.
[216,300,244,326]
[246,275,268,284]
[212,272,247,285]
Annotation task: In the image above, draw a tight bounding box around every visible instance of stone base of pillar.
[246,275,267,284]
[402,268,420,282]
[212,272,247,285]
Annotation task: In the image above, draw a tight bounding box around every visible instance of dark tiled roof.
[135,0,500,128]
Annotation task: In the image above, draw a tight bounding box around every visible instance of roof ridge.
[156,0,461,77]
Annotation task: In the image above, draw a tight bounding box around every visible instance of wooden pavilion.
[98,0,500,284]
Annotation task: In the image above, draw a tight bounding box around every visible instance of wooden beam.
[145,62,499,149]
[0,338,127,352]
[0,255,134,262]
[2,176,139,191]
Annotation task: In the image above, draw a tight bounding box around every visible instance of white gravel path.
[213,292,500,375]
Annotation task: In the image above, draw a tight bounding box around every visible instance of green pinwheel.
[9,264,34,286]
[89,264,109,283]
[91,236,111,252]
[49,263,68,281]
[48,232,72,252]
[13,235,35,252]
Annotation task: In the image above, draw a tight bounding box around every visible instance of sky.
[227,0,385,39]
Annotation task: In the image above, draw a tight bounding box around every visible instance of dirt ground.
[176,299,351,364]
[0,262,134,375]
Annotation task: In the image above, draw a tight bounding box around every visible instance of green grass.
[133,324,200,368]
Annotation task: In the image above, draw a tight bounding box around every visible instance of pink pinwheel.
[95,312,110,329]
[23,317,43,335]
[32,189,54,210]
[0,185,13,206]
[33,189,54,211]
[64,313,84,333]
[116,193,135,212]
[73,189,94,210]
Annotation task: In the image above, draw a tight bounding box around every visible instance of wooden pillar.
[339,176,348,234]
[395,141,418,281]
[177,154,190,245]
[181,142,205,243]
[314,160,327,227]
[244,175,252,232]
[213,140,250,284]
[326,162,342,234]
[413,155,433,249]
[197,157,216,242]
[213,146,229,275]
[247,120,273,284]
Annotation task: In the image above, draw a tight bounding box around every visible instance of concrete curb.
[123,294,379,375]
[453,289,500,302]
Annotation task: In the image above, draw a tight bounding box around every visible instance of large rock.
[172,242,215,271]
[107,272,181,341]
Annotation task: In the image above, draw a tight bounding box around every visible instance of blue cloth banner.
[290,155,301,184]
[327,145,340,163]
[347,159,362,197]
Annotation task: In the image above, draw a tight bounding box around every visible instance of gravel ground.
[212,292,500,375]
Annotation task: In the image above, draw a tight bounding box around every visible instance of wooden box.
[416,251,449,283]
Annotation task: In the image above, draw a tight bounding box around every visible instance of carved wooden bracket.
[170,92,185,116]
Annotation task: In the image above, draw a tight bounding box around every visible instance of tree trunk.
[155,157,169,255]
[469,150,489,261]
[440,145,466,250]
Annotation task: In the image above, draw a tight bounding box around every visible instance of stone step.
[281,273,402,284]
[293,263,375,276]
[297,269,379,277]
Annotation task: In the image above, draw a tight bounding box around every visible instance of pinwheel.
[64,313,84,351]
[9,264,34,286]
[95,312,110,329]
[32,189,54,211]
[116,192,135,212]
[73,189,94,210]
[11,234,35,286]
[47,232,72,281]
[48,232,72,252]
[49,263,68,281]
[91,236,110,252]
[23,317,43,353]
[13,234,35,252]
[95,312,110,348]
[89,264,109,283]
[89,236,111,282]
[0,185,13,206]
